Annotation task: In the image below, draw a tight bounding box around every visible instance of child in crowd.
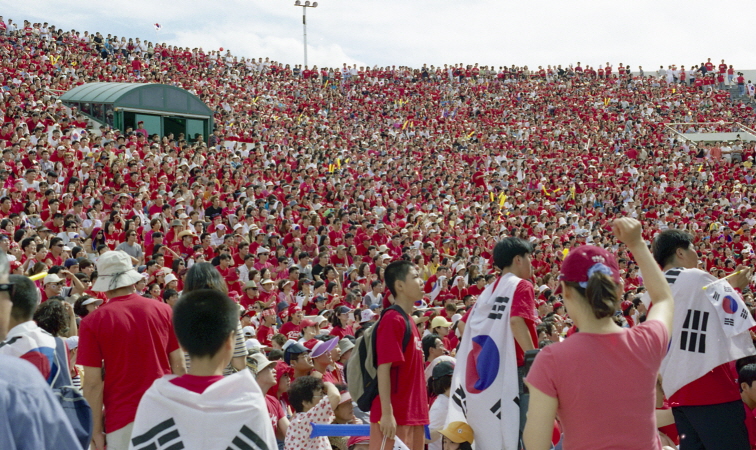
[128,289,277,450]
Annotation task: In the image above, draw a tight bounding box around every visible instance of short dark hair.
[288,375,324,413]
[162,289,178,301]
[173,289,238,358]
[8,274,39,321]
[422,333,440,360]
[384,260,413,297]
[740,363,756,389]
[493,237,533,270]
[652,229,693,267]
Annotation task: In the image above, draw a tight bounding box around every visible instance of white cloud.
[4,0,755,69]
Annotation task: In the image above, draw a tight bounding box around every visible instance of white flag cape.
[446,273,520,450]
[128,370,277,450]
[642,268,756,398]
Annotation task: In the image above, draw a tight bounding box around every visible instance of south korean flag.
[446,273,521,450]
[645,268,756,398]
[705,279,756,337]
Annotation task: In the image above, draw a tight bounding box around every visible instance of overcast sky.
[4,1,754,70]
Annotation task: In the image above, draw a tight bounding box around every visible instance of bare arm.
[62,269,86,294]
[655,408,675,427]
[169,348,187,375]
[377,362,396,440]
[83,365,106,450]
[523,383,558,450]
[324,381,341,411]
[510,316,535,352]
[276,416,290,440]
[231,356,245,372]
[613,218,674,334]
[61,301,77,337]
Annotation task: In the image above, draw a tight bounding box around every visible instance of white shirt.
[428,394,450,450]
[238,263,254,283]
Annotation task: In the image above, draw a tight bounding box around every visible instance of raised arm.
[612,218,674,334]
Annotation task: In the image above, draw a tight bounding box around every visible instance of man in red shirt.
[370,260,429,450]
[78,251,186,450]
[492,237,538,391]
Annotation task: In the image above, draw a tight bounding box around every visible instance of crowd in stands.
[3,14,756,450]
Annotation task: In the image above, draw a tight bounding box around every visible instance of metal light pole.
[294,0,318,68]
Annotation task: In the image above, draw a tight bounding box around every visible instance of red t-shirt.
[526,320,668,450]
[744,402,756,449]
[257,325,276,347]
[169,374,224,394]
[77,293,180,432]
[668,363,741,407]
[265,394,286,432]
[330,325,354,340]
[510,279,538,367]
[370,307,429,426]
[279,321,302,341]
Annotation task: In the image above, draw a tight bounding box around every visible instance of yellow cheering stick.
[28,272,48,282]
[702,270,743,291]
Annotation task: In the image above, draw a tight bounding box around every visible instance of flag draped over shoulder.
[642,268,756,398]
[128,370,277,450]
[446,273,520,450]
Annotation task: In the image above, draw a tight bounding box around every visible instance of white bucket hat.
[164,273,178,285]
[91,251,143,292]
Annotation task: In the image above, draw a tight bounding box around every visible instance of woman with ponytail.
[524,218,675,450]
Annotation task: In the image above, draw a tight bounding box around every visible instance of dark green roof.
[60,82,213,117]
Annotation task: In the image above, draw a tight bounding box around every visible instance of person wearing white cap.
[40,273,65,303]
[73,295,104,318]
[210,224,227,247]
[254,247,274,272]
[78,250,186,450]
[246,352,290,442]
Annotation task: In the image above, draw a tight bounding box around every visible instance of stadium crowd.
[2,15,756,450]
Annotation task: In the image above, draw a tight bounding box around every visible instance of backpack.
[347,305,413,412]
[52,337,94,450]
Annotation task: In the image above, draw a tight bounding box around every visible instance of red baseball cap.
[300,318,318,328]
[554,245,621,295]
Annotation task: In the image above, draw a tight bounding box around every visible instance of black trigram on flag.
[131,418,184,450]
[665,269,682,285]
[490,399,502,420]
[488,296,510,320]
[226,425,271,450]
[452,386,468,417]
[680,309,709,354]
